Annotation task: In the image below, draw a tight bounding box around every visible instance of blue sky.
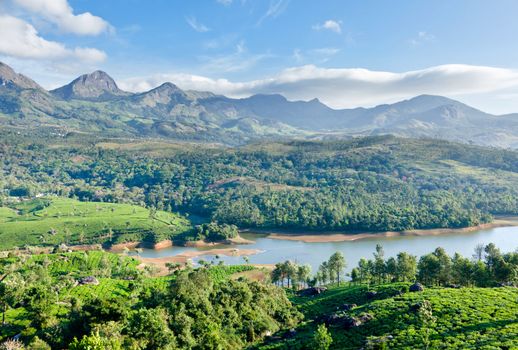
[1,0,518,113]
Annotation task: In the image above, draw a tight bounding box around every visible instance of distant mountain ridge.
[0,61,517,147]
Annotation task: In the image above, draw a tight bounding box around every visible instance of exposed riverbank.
[108,234,254,251]
[183,235,255,247]
[250,216,518,243]
[136,248,263,275]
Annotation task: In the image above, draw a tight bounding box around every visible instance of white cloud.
[0,15,106,62]
[119,64,518,112]
[12,0,110,36]
[313,20,342,34]
[257,0,290,25]
[186,16,210,32]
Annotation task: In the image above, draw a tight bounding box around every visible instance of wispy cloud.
[198,40,271,72]
[312,19,342,34]
[409,31,435,46]
[186,16,210,32]
[292,49,303,63]
[310,47,340,56]
[257,0,290,25]
[291,47,340,64]
[120,64,518,112]
[216,0,233,5]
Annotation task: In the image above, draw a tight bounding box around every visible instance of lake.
[138,225,518,272]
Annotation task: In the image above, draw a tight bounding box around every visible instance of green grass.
[258,284,518,349]
[0,197,192,249]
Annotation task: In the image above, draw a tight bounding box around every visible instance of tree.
[350,267,360,284]
[166,262,182,274]
[284,261,298,288]
[396,252,417,282]
[433,247,452,286]
[318,262,330,285]
[296,264,312,289]
[484,243,501,274]
[418,254,440,285]
[358,258,372,285]
[373,244,386,283]
[127,308,176,349]
[385,257,397,282]
[313,324,333,350]
[451,253,474,286]
[271,264,283,286]
[472,243,484,262]
[328,252,346,285]
[0,274,23,326]
[69,330,122,350]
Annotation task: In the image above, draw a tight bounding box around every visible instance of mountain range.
[1,61,517,147]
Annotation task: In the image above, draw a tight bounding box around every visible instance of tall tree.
[328,252,346,285]
[396,252,417,282]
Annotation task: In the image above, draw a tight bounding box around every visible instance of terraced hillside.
[0,197,192,249]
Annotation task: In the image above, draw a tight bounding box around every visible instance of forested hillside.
[2,133,518,233]
[0,250,299,349]
[1,242,516,349]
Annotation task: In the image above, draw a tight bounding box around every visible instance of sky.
[1,0,518,113]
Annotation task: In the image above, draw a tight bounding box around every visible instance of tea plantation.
[258,284,518,349]
[0,197,192,249]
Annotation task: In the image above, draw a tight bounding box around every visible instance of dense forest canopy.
[1,133,518,235]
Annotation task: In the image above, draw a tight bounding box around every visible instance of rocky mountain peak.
[51,70,129,101]
[0,62,43,90]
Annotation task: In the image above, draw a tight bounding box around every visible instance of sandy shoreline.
[257,217,518,243]
[183,235,255,247]
[109,234,254,251]
[136,248,263,275]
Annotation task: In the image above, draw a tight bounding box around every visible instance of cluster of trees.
[2,136,518,232]
[270,243,517,293]
[350,245,417,285]
[271,261,312,288]
[271,252,348,289]
[315,252,347,285]
[194,222,238,242]
[347,243,518,287]
[0,252,301,349]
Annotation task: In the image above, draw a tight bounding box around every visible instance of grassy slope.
[258,284,518,349]
[0,197,192,249]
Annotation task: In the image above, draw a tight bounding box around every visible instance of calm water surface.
[139,226,518,272]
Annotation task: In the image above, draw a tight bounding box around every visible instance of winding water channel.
[138,225,518,272]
